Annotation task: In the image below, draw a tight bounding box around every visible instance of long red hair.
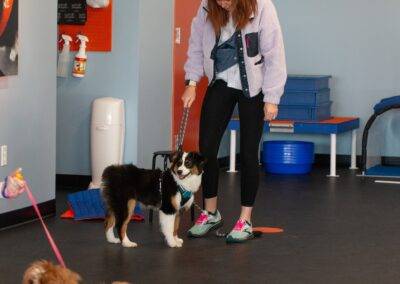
[207,0,258,34]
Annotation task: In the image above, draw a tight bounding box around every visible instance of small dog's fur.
[23,260,81,284]
[23,260,130,284]
[101,151,205,248]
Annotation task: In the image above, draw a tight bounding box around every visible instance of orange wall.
[173,0,208,151]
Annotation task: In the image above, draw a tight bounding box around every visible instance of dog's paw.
[106,229,121,244]
[175,236,183,247]
[166,238,178,248]
[107,238,121,244]
[107,235,121,244]
[122,239,138,248]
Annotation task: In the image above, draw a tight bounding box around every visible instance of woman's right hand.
[182,86,196,108]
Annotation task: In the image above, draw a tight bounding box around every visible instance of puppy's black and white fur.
[101,151,205,248]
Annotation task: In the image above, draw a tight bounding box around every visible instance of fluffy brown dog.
[22,260,131,284]
[22,260,81,284]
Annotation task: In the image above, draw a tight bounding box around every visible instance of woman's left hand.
[264,103,278,121]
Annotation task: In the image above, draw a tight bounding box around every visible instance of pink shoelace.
[196,211,209,224]
[233,219,247,231]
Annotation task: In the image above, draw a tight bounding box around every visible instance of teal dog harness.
[178,185,193,207]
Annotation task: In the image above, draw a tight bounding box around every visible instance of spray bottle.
[72,35,89,78]
[57,34,72,78]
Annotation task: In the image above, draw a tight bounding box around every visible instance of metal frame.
[361,104,400,174]
[227,118,360,178]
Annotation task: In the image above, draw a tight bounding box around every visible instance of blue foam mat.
[68,189,143,220]
[365,165,400,178]
[374,96,400,113]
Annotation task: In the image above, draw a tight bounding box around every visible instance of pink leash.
[24,184,67,268]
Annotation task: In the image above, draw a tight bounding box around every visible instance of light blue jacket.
[184,0,287,104]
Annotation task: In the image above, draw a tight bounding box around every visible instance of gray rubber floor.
[1,167,400,283]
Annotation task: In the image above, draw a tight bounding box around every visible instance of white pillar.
[328,133,339,177]
[228,130,238,173]
[350,129,358,170]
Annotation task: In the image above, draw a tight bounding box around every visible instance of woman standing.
[182,0,287,243]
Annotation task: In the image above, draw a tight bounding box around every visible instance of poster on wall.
[58,0,87,25]
[0,0,18,77]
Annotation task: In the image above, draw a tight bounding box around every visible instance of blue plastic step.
[280,89,330,106]
[67,189,143,220]
[277,101,332,121]
[285,75,331,92]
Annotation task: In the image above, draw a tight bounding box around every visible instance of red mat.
[61,209,144,222]
[269,117,358,125]
[253,227,284,234]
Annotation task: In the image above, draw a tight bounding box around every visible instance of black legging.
[199,80,265,207]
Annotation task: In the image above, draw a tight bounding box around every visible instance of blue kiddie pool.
[263,141,315,174]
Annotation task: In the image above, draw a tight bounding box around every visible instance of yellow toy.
[0,168,26,199]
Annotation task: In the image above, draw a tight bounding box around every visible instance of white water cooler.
[89,97,125,189]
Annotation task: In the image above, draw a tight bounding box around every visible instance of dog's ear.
[196,153,207,171]
[199,154,206,166]
[169,151,180,163]
[23,261,45,284]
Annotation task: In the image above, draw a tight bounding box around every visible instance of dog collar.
[178,185,192,207]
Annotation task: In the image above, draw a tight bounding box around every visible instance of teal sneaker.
[188,210,223,238]
[226,219,254,243]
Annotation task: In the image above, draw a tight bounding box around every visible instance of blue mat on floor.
[67,189,143,220]
[365,165,400,177]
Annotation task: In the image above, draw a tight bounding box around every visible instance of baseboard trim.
[57,153,395,186]
[219,153,363,169]
[56,174,91,188]
[0,199,56,230]
[382,157,400,167]
[314,155,399,168]
[314,154,362,167]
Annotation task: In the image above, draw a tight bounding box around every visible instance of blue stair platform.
[67,189,143,221]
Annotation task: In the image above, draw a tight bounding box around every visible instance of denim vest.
[210,30,250,97]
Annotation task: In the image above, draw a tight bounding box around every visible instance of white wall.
[136,0,173,168]
[269,0,400,155]
[0,1,57,213]
[57,1,140,175]
[57,0,173,173]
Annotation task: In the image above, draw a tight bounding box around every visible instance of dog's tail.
[100,164,121,212]
[101,164,129,198]
[23,260,82,284]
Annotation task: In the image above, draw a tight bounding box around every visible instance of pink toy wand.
[1,169,67,268]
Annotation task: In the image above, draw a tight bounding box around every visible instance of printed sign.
[58,0,87,25]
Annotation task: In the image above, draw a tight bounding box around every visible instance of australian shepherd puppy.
[101,151,205,248]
